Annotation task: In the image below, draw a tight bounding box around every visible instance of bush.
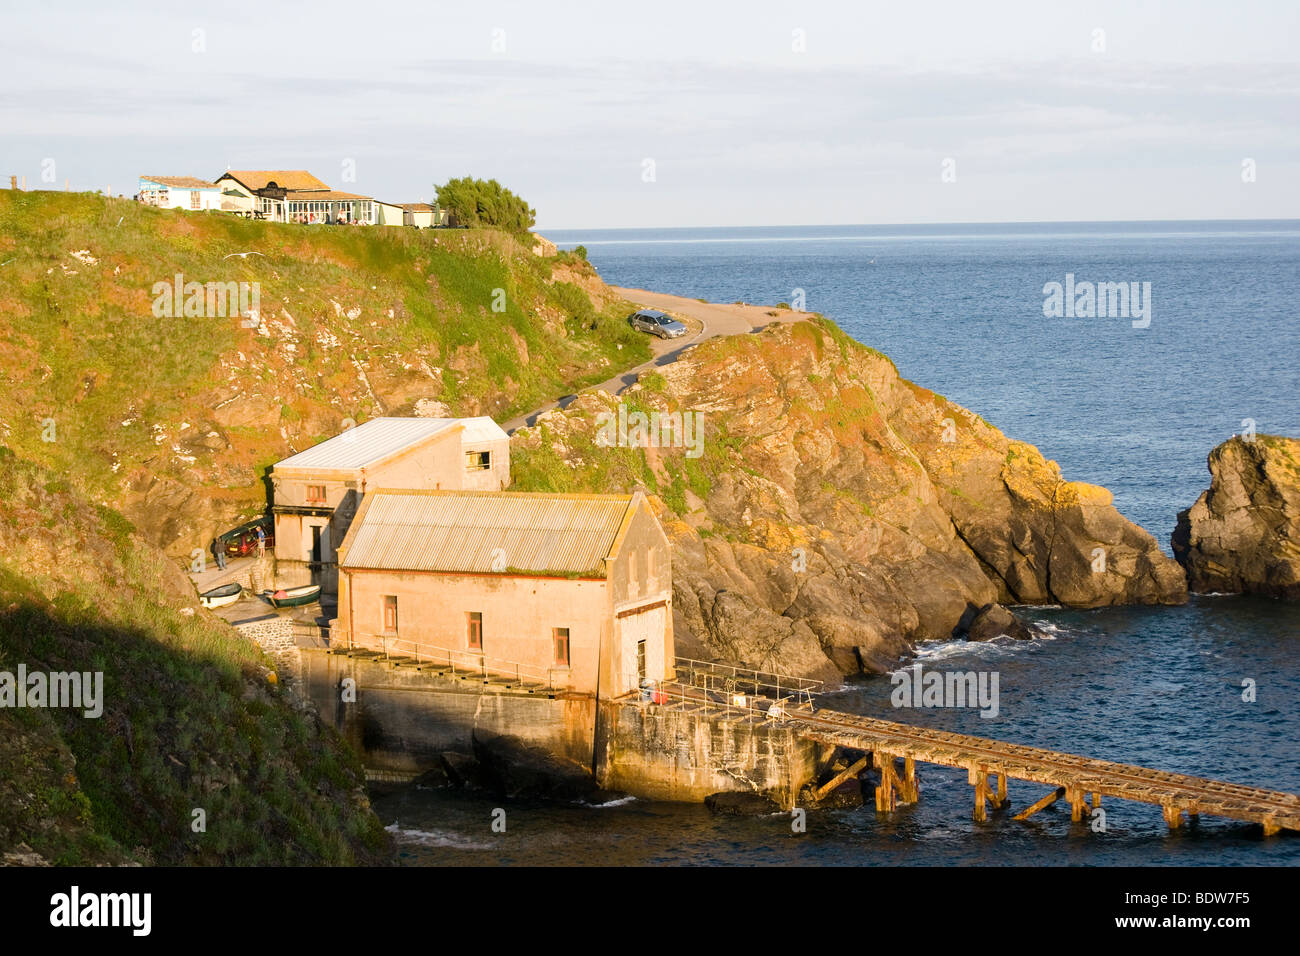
[435,177,536,232]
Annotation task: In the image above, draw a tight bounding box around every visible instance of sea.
[372,221,1300,865]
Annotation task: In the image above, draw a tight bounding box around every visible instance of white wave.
[581,794,638,809]
[385,823,492,850]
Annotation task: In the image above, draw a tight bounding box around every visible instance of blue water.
[374,221,1300,865]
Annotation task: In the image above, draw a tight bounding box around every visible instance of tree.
[435,177,536,232]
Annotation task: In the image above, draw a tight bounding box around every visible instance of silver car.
[629,309,687,339]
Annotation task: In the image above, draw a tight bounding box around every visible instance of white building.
[138,176,223,211]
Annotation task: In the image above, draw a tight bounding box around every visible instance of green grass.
[0,448,389,865]
[0,191,649,546]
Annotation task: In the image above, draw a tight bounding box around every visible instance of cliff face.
[0,191,645,559]
[1172,435,1300,599]
[512,319,1186,678]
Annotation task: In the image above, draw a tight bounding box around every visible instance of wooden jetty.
[794,708,1300,834]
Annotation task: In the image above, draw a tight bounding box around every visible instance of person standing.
[211,536,227,571]
[256,525,266,558]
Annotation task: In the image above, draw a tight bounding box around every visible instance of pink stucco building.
[333,489,674,698]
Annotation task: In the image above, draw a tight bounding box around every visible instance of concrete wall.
[365,428,463,491]
[300,650,818,806]
[300,650,598,777]
[339,569,610,694]
[376,202,405,226]
[607,499,674,694]
[596,701,818,809]
[458,436,511,491]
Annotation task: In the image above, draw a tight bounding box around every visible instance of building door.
[617,605,665,696]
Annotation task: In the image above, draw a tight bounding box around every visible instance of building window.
[553,627,570,667]
[190,190,201,210]
[306,484,326,504]
[467,611,482,650]
[465,450,491,472]
[383,595,398,632]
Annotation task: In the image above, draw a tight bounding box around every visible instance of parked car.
[629,309,687,339]
[220,516,275,557]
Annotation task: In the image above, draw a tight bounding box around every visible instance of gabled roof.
[273,416,506,474]
[339,490,640,576]
[217,170,330,191]
[141,175,218,189]
[402,203,437,212]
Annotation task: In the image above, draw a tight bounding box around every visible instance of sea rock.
[965,603,1035,642]
[439,751,487,790]
[1172,435,1300,599]
[514,319,1186,679]
[471,733,597,800]
[703,791,782,815]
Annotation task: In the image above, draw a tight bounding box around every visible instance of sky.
[1,0,1297,228]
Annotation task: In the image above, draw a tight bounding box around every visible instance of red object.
[273,589,288,600]
[652,691,667,704]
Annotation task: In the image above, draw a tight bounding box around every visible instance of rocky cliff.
[512,318,1187,679]
[1172,435,1300,599]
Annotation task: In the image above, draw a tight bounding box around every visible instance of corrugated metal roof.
[341,491,635,575]
[274,418,459,472]
[274,417,508,472]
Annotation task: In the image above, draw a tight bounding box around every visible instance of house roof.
[218,170,330,191]
[273,416,506,473]
[282,189,373,202]
[402,203,437,212]
[141,175,218,189]
[339,490,639,576]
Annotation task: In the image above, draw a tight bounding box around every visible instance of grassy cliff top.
[0,190,646,552]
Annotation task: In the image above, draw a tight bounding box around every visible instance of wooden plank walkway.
[793,708,1300,834]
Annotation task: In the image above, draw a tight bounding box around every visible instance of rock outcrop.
[1172,435,1300,599]
[513,319,1186,679]
[965,603,1036,643]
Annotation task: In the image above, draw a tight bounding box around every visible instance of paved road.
[502,287,812,433]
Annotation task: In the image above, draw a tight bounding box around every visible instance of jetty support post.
[874,751,898,813]
[971,766,989,822]
[899,756,919,803]
[1068,786,1087,823]
[1012,786,1066,822]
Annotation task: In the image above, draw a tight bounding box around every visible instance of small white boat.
[199,582,243,609]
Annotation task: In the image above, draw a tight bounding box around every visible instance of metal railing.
[632,678,814,723]
[354,633,570,691]
[671,656,822,711]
